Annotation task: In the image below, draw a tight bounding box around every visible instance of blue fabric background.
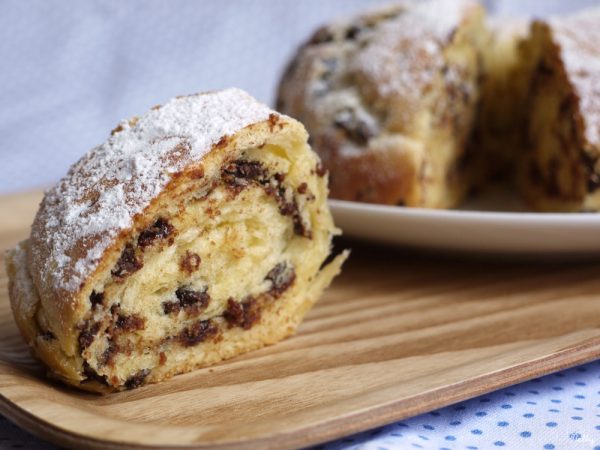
[319,362,600,450]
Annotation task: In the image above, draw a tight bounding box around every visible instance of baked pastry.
[468,19,530,186]
[278,1,600,212]
[277,0,488,208]
[516,12,600,211]
[5,88,346,392]
[472,10,600,211]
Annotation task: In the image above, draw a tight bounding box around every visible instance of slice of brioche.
[5,88,346,392]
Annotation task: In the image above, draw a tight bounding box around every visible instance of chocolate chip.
[107,304,145,335]
[176,287,210,308]
[164,287,210,315]
[222,160,311,238]
[345,25,362,40]
[223,298,243,328]
[222,160,267,189]
[271,193,311,239]
[89,290,104,308]
[265,262,296,298]
[82,361,109,386]
[112,244,143,279]
[138,218,174,249]
[333,109,374,146]
[290,206,309,236]
[115,314,145,333]
[162,301,181,315]
[316,163,328,177]
[295,220,311,238]
[278,198,296,216]
[124,368,151,390]
[78,321,101,350]
[240,298,261,329]
[268,113,279,131]
[223,297,262,330]
[297,182,308,194]
[180,251,201,274]
[178,320,219,347]
[100,339,120,367]
[159,352,167,366]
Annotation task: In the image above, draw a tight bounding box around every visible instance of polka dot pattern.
[319,360,600,450]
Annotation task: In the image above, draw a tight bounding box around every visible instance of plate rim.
[329,199,600,224]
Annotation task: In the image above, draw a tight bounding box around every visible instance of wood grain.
[1,191,600,449]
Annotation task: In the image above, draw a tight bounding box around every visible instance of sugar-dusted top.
[551,8,600,146]
[29,88,273,295]
[352,0,480,100]
[277,0,482,142]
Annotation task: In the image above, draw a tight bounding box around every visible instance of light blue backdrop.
[1,0,598,194]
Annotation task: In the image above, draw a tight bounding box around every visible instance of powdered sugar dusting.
[353,0,477,99]
[30,88,273,294]
[551,8,600,145]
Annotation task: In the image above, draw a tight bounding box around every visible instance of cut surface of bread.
[5,89,346,392]
[517,18,600,211]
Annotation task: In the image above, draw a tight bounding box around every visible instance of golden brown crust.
[6,242,83,386]
[317,132,422,204]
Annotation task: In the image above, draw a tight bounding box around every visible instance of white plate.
[329,194,600,258]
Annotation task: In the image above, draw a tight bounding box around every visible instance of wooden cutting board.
[1,191,600,450]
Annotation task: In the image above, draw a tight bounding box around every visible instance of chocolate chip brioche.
[278,1,600,212]
[5,88,346,392]
[277,0,488,207]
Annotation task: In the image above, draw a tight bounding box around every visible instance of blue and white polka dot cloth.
[319,360,600,450]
